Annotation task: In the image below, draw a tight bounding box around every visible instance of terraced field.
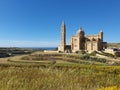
[0,51,120,67]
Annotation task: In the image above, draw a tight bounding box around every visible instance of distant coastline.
[19,47,57,50]
[0,47,56,50]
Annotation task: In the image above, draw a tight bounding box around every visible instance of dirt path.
[0,54,28,64]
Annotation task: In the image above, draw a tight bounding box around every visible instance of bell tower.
[61,21,66,46]
[58,21,66,52]
[99,31,103,41]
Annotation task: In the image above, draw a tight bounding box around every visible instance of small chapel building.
[58,21,107,53]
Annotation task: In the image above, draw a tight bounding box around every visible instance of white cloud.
[0,40,59,47]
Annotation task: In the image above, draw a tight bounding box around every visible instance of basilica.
[58,21,107,53]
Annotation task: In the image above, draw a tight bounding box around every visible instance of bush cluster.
[80,54,107,63]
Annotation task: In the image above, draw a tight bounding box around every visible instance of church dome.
[76,28,85,36]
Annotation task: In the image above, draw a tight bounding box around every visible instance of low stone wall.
[44,50,58,53]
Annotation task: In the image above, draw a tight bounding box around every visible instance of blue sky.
[0,0,120,47]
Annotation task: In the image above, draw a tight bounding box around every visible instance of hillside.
[108,43,120,48]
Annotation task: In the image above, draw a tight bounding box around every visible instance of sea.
[20,47,57,51]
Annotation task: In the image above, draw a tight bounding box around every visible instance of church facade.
[58,22,107,53]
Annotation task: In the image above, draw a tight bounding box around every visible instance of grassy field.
[0,64,120,90]
[0,52,120,90]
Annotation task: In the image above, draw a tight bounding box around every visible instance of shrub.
[81,54,90,60]
[75,50,86,54]
[89,51,97,56]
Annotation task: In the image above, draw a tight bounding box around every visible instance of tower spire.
[62,20,65,26]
